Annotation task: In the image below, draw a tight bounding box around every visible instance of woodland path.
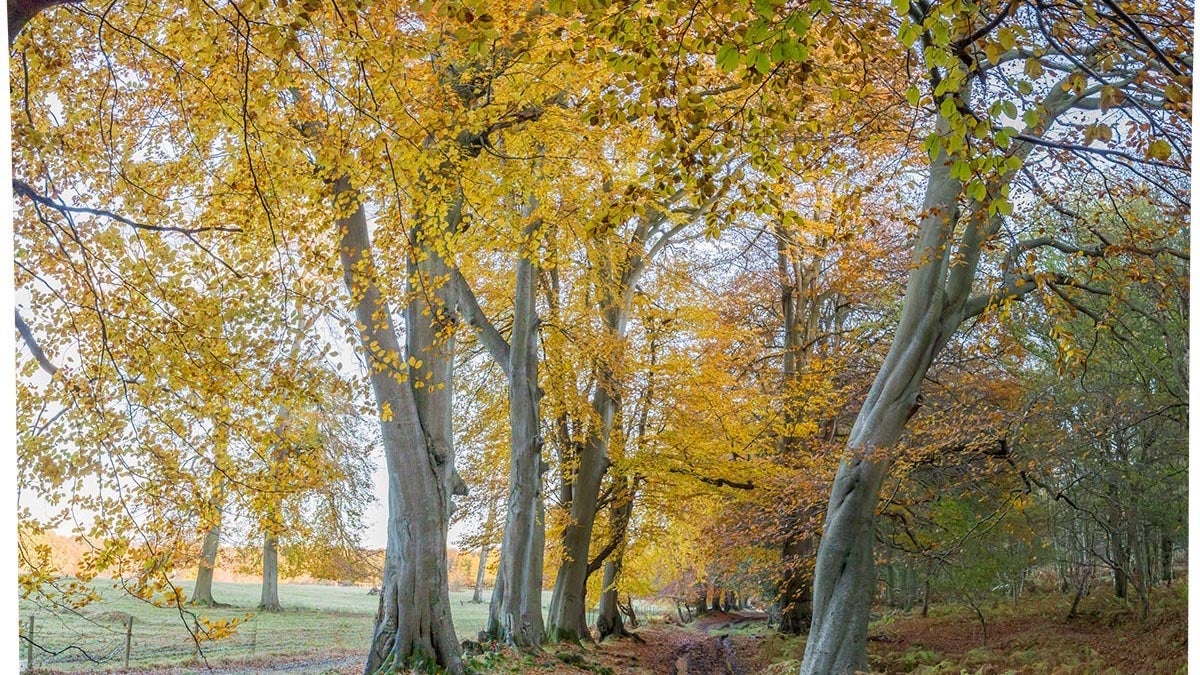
[591,611,769,675]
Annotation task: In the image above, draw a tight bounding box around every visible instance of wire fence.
[19,595,674,672]
[18,609,374,672]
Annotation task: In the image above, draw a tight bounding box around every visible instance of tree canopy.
[12,0,1188,672]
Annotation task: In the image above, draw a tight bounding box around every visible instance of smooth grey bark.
[595,476,636,640]
[461,216,547,649]
[596,560,626,639]
[546,376,616,642]
[472,542,490,603]
[546,245,632,643]
[193,461,226,606]
[594,342,652,642]
[193,522,221,606]
[259,534,282,612]
[800,65,1090,673]
[335,178,462,675]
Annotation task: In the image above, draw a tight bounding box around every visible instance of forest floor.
[456,584,1187,675]
[26,583,1185,673]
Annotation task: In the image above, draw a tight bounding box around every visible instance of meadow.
[19,581,524,673]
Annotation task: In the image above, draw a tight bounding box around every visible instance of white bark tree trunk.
[484,235,547,648]
[335,178,462,674]
[801,115,964,674]
[800,68,1085,671]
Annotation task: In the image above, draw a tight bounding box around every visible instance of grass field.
[18,580,537,673]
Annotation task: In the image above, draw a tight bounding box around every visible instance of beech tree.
[12,1,1189,673]
[799,0,1190,671]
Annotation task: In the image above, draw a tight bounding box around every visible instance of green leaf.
[753,50,772,74]
[716,44,740,72]
[926,134,943,160]
[940,96,957,119]
[906,85,921,107]
[781,40,805,62]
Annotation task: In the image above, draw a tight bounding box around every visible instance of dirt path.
[589,611,768,675]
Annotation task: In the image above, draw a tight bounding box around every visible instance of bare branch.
[12,179,244,235]
[452,269,512,377]
[15,309,59,376]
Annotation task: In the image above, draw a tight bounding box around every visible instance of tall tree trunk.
[547,218,655,643]
[1109,491,1128,600]
[258,317,310,614]
[473,544,490,604]
[336,179,463,675]
[800,116,965,674]
[778,535,813,633]
[596,559,625,639]
[546,379,616,642]
[477,220,547,649]
[193,441,228,607]
[595,475,637,640]
[259,533,282,611]
[797,67,1086,674]
[193,521,221,606]
[473,494,496,605]
[1161,536,1173,585]
[694,583,709,615]
[773,222,819,635]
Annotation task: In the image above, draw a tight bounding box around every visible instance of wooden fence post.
[26,615,34,673]
[124,616,133,668]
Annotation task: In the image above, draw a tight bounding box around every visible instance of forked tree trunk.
[335,179,462,675]
[548,232,646,643]
[546,379,616,642]
[260,533,282,611]
[798,61,1087,674]
[594,477,636,641]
